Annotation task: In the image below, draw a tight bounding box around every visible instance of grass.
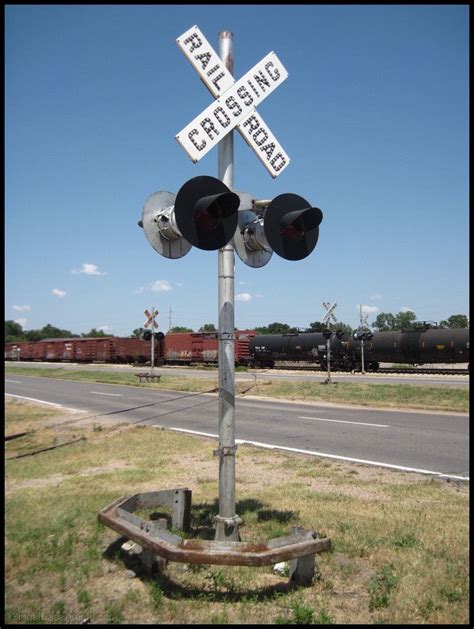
[4,397,469,625]
[5,365,469,412]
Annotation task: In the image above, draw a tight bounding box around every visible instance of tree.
[81,328,111,338]
[329,321,353,335]
[439,314,469,329]
[372,312,398,331]
[24,329,44,342]
[305,321,325,332]
[199,323,217,332]
[372,311,418,332]
[395,310,417,331]
[169,326,194,333]
[131,328,144,338]
[41,323,78,338]
[5,320,26,342]
[254,322,299,335]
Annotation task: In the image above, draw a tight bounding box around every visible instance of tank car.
[249,333,321,367]
[345,328,469,369]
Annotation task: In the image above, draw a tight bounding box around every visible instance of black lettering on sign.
[270,153,287,171]
[253,127,268,146]
[183,32,202,53]
[195,52,211,70]
[225,95,242,117]
[261,142,276,159]
[211,72,226,91]
[188,129,206,151]
[236,86,253,106]
[254,71,270,92]
[242,114,259,132]
[265,61,280,81]
[206,65,226,92]
[200,117,220,139]
[213,106,231,128]
[247,79,260,97]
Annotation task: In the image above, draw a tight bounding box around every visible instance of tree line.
[5,312,469,344]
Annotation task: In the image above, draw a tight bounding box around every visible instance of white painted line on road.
[5,393,87,413]
[90,391,123,397]
[299,416,389,428]
[5,379,22,384]
[152,425,469,482]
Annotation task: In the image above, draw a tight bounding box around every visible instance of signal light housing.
[139,176,241,258]
[264,194,323,261]
[322,329,332,340]
[175,176,240,251]
[142,329,153,341]
[233,192,323,267]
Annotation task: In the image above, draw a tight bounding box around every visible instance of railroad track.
[264,364,469,376]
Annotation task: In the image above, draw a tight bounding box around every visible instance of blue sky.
[5,4,469,335]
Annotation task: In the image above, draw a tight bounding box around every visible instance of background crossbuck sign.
[323,302,338,325]
[176,25,290,178]
[144,308,159,330]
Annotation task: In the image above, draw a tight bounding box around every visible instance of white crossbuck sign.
[176,25,290,178]
[322,302,337,325]
[144,308,159,330]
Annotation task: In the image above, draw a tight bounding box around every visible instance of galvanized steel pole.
[214,30,241,542]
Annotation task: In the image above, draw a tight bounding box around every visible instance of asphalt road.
[5,375,469,481]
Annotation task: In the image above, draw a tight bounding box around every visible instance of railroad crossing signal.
[144,308,159,330]
[322,302,337,326]
[176,25,290,178]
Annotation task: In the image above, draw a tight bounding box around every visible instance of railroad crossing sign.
[359,309,369,329]
[144,307,159,330]
[322,302,337,325]
[176,25,290,178]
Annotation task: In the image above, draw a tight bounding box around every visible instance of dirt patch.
[5,460,130,494]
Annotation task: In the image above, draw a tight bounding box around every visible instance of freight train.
[248,328,470,370]
[4,327,469,371]
[4,330,256,366]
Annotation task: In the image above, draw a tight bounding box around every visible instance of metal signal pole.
[214,30,241,542]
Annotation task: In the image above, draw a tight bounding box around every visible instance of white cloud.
[400,307,414,313]
[13,305,31,312]
[134,286,146,294]
[14,318,27,327]
[358,304,379,315]
[369,294,382,301]
[98,325,111,332]
[236,293,252,302]
[72,263,107,276]
[151,280,172,292]
[52,288,66,298]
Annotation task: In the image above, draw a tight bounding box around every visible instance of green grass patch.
[4,398,469,624]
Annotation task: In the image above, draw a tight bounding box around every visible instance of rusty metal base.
[98,488,331,577]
